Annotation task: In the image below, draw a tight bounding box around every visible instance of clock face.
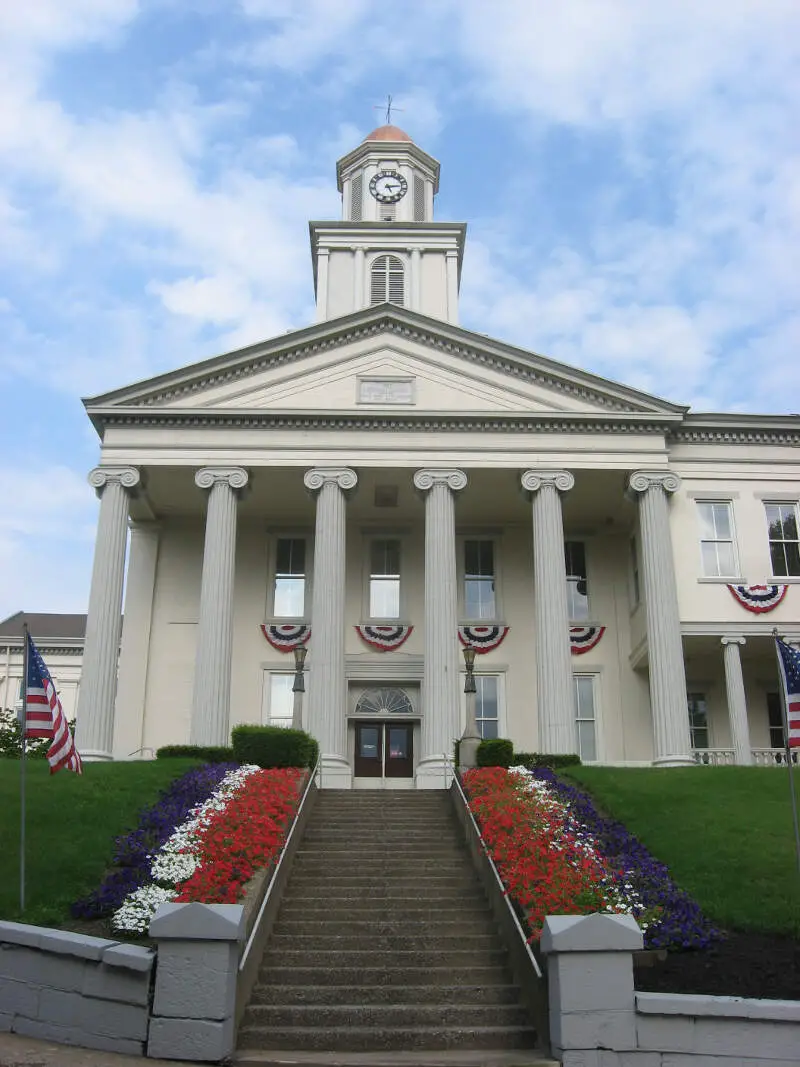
[369,170,408,204]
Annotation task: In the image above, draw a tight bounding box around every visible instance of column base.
[459,735,481,770]
[415,755,455,790]
[652,754,696,768]
[318,754,352,790]
[79,749,114,762]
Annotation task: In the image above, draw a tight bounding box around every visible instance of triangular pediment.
[84,305,688,423]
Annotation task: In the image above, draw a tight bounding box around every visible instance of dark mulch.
[635,930,800,1001]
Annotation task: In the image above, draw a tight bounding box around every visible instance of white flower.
[112,885,177,935]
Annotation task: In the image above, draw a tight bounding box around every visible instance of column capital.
[304,467,358,493]
[628,470,681,495]
[520,469,574,494]
[88,466,141,497]
[722,634,747,647]
[195,467,249,492]
[413,468,467,493]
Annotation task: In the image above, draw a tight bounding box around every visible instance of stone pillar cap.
[540,913,643,954]
[149,902,246,941]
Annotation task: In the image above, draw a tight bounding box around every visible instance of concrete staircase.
[237,790,544,1058]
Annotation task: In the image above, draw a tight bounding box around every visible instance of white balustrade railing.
[751,747,799,767]
[692,748,735,766]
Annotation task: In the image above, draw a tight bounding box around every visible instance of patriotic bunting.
[570,626,606,655]
[727,584,788,614]
[260,623,311,652]
[458,625,509,653]
[355,624,413,651]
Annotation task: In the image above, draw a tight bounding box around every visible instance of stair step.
[248,984,523,1006]
[273,920,498,937]
[237,1025,539,1052]
[241,1004,531,1029]
[280,892,489,906]
[260,948,508,968]
[257,966,513,987]
[277,905,493,921]
[268,933,498,951]
[287,875,479,888]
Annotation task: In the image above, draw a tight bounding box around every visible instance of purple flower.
[71,763,238,919]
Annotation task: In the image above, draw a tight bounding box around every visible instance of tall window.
[766,692,785,749]
[697,501,737,577]
[574,675,597,762]
[565,541,589,621]
[370,255,404,306]
[765,503,800,577]
[475,676,500,739]
[369,539,401,618]
[687,692,709,749]
[273,538,306,617]
[464,539,496,619]
[263,674,293,729]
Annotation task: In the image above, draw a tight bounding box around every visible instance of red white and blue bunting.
[727,584,788,614]
[355,624,413,651]
[570,626,606,655]
[260,624,311,652]
[458,625,509,653]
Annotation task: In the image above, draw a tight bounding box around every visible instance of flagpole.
[20,623,29,913]
[773,628,800,876]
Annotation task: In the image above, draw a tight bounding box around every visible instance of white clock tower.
[310,125,466,324]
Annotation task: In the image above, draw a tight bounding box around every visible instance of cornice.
[85,309,680,416]
[669,420,800,445]
[0,640,85,655]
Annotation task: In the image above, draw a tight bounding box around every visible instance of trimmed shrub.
[231,725,319,769]
[156,744,235,763]
[513,751,582,769]
[476,738,514,768]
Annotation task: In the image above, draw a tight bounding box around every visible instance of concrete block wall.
[0,921,153,1056]
[542,914,800,1066]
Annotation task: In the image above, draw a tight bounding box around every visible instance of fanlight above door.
[355,687,414,716]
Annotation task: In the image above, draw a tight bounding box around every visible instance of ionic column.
[722,636,752,765]
[413,469,467,787]
[76,467,141,761]
[628,471,693,765]
[521,470,575,754]
[304,467,357,788]
[190,467,249,747]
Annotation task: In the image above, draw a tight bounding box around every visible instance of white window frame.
[266,531,314,621]
[458,533,503,622]
[564,539,591,622]
[764,501,800,579]
[695,500,740,579]
[461,671,506,741]
[367,252,406,307]
[261,670,295,729]
[687,691,711,750]
[360,531,408,622]
[573,672,601,764]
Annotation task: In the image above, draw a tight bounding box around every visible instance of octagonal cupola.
[335,124,440,223]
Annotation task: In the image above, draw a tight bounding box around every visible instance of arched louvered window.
[370,255,405,306]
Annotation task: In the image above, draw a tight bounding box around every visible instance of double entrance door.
[354,721,414,779]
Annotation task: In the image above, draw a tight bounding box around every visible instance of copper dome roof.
[363,124,413,143]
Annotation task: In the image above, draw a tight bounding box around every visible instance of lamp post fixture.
[459,643,482,769]
[291,644,307,730]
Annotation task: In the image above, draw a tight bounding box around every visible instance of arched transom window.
[370,255,405,307]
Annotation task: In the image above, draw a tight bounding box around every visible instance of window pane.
[781,507,798,541]
[770,541,788,577]
[465,578,495,619]
[274,577,305,617]
[268,675,294,728]
[697,503,716,540]
[567,578,590,621]
[370,578,400,618]
[577,719,597,762]
[565,541,587,578]
[479,718,499,740]
[785,541,800,577]
[711,503,732,540]
[371,539,400,576]
[575,675,595,718]
[716,541,736,576]
[276,538,305,576]
[476,676,499,740]
[465,539,494,577]
[701,540,721,577]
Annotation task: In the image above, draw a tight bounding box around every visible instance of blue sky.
[1,0,798,618]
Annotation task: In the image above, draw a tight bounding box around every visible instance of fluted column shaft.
[629,471,693,765]
[414,469,466,786]
[722,636,752,765]
[304,467,357,787]
[521,471,575,754]
[190,468,248,746]
[76,467,141,761]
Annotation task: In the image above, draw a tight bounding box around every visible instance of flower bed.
[462,765,720,950]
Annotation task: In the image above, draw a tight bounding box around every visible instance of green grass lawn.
[0,758,200,929]
[565,766,800,937]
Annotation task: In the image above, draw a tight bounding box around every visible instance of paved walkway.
[0,1032,194,1066]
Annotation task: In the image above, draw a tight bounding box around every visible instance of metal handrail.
[450,763,543,979]
[239,754,320,972]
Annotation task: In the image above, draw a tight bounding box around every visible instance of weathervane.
[374,94,404,125]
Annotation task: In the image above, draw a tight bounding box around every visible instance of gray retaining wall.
[0,921,153,1056]
[542,914,800,1067]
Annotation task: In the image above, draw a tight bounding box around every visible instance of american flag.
[775,636,800,751]
[24,633,83,775]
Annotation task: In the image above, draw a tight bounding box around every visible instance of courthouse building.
[67,125,799,786]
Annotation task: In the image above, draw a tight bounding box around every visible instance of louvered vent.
[350,173,362,221]
[413,174,425,221]
[370,255,405,306]
[379,201,396,222]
